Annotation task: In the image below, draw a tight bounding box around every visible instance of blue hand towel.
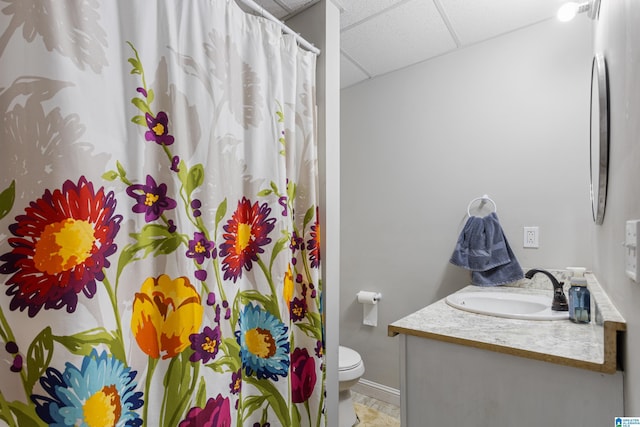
[450,212,523,286]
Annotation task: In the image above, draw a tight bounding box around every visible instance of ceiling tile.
[438,0,563,45]
[340,54,371,88]
[340,0,406,28]
[341,0,457,77]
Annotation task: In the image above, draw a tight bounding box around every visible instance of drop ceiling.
[249,0,568,88]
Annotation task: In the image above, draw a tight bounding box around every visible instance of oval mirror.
[590,54,609,225]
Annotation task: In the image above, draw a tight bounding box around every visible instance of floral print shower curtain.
[0,1,324,426]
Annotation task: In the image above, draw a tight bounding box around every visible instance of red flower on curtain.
[307,208,321,268]
[291,347,317,403]
[179,394,231,427]
[219,197,275,282]
[0,177,121,317]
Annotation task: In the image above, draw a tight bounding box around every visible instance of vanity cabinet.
[398,334,622,426]
[388,274,626,426]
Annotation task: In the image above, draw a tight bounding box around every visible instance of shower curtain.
[0,1,324,426]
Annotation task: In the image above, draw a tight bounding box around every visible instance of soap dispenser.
[567,267,590,323]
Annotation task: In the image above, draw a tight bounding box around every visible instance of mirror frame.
[590,53,609,225]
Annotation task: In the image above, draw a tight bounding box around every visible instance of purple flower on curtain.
[290,296,307,322]
[229,369,242,395]
[278,195,287,216]
[235,303,290,380]
[186,232,215,264]
[315,340,324,359]
[179,395,231,427]
[290,231,303,252]
[145,111,175,145]
[219,198,276,282]
[291,347,317,403]
[171,155,181,172]
[126,175,177,222]
[31,350,143,426]
[189,325,221,363]
[0,177,121,317]
[10,354,22,372]
[307,207,321,268]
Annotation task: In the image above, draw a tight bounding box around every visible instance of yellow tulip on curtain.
[0,1,324,426]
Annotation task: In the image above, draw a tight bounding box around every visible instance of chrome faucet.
[524,269,569,312]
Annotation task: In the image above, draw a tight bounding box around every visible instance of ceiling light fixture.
[557,0,600,22]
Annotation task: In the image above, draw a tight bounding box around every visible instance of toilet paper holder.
[356,291,382,326]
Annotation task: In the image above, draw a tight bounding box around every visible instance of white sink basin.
[445,291,569,321]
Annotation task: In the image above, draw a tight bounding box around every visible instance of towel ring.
[467,194,497,217]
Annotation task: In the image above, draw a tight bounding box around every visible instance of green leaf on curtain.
[244,376,291,426]
[4,400,45,427]
[294,310,324,340]
[131,115,147,126]
[102,170,119,181]
[303,205,316,229]
[116,161,127,179]
[242,394,268,420]
[269,234,290,271]
[257,189,272,197]
[237,291,279,320]
[215,198,227,228]
[270,181,279,194]
[131,97,151,114]
[276,111,284,122]
[116,225,186,280]
[25,327,54,395]
[185,164,205,197]
[162,353,197,427]
[52,328,125,362]
[287,181,296,201]
[127,56,143,75]
[0,180,15,220]
[207,337,241,373]
[195,377,207,409]
[290,403,302,427]
[147,88,155,104]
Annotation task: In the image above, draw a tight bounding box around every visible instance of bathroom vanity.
[388,273,626,426]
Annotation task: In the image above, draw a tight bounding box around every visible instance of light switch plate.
[625,220,640,282]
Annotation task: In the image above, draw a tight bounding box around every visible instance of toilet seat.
[339,345,362,371]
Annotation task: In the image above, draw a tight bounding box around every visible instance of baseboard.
[352,378,400,407]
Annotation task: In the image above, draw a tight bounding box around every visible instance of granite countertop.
[388,272,626,373]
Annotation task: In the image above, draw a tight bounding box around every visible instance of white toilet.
[338,345,365,427]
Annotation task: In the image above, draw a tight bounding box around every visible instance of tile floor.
[352,390,401,423]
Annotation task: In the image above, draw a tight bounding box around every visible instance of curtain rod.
[236,0,321,55]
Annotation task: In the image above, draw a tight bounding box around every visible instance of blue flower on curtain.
[0,176,121,317]
[31,350,143,426]
[236,303,290,380]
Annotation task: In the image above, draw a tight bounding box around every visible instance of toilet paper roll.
[356,291,381,327]
[357,291,381,304]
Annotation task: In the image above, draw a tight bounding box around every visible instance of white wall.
[341,18,593,390]
[592,0,640,413]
